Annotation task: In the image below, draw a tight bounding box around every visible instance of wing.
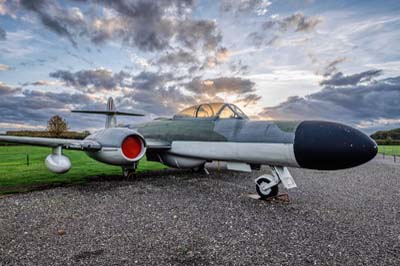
[0,135,169,150]
[0,136,101,151]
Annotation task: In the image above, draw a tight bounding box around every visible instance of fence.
[380,153,398,163]
[0,152,45,167]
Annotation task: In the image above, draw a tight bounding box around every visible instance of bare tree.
[47,115,69,137]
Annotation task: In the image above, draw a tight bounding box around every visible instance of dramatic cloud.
[50,69,130,92]
[0,81,97,129]
[0,27,5,40]
[248,12,323,47]
[20,0,83,46]
[322,57,346,76]
[260,70,400,128]
[0,0,18,18]
[236,93,262,107]
[157,50,199,66]
[320,69,383,86]
[263,13,323,33]
[185,77,255,96]
[220,0,272,16]
[18,0,222,54]
[48,66,260,116]
[0,82,19,95]
[22,80,61,87]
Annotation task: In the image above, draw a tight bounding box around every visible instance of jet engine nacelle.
[85,128,147,166]
[45,153,71,174]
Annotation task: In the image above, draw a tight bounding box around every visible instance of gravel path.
[0,159,399,266]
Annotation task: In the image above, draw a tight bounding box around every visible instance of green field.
[378,145,400,156]
[0,146,166,194]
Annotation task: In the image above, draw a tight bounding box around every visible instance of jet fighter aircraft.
[0,98,377,198]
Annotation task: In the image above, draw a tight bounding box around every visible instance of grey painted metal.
[0,135,101,150]
[45,146,72,173]
[85,128,147,166]
[158,153,206,169]
[271,166,297,189]
[167,141,299,167]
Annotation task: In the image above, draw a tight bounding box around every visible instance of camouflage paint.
[129,118,300,144]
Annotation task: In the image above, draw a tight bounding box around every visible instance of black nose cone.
[294,121,378,170]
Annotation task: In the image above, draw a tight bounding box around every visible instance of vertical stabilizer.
[105,97,117,128]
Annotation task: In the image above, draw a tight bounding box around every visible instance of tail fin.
[72,97,145,128]
[105,98,116,128]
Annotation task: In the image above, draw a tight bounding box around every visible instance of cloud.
[248,12,323,47]
[22,80,61,87]
[0,27,6,40]
[20,0,83,46]
[18,0,223,54]
[157,49,199,66]
[220,0,272,16]
[259,70,400,129]
[263,12,323,32]
[50,69,130,92]
[185,77,255,96]
[0,81,97,129]
[175,20,222,52]
[50,67,261,116]
[320,69,383,86]
[235,93,262,107]
[0,82,19,95]
[0,63,13,71]
[309,56,347,76]
[0,0,17,18]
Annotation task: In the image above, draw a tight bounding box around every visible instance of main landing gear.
[255,166,297,199]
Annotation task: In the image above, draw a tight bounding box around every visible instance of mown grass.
[0,146,166,194]
[378,145,400,156]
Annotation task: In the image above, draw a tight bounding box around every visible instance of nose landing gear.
[255,174,279,199]
[254,166,297,199]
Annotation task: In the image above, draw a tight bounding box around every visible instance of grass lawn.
[378,145,400,156]
[0,145,166,194]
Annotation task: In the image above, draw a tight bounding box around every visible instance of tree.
[47,115,69,137]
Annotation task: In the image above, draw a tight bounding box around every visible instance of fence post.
[26,154,29,166]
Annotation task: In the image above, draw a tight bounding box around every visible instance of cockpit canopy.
[173,103,248,120]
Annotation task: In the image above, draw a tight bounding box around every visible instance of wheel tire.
[256,177,279,199]
[122,168,136,179]
[191,163,205,173]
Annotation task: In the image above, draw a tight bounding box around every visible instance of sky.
[0,0,400,134]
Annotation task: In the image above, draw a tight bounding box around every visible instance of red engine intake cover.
[121,136,142,159]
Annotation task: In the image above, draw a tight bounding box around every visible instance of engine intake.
[85,128,147,166]
[121,135,144,160]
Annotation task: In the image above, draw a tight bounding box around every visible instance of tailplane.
[72,97,145,128]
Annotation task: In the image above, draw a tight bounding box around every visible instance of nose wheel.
[255,175,279,199]
[254,166,297,200]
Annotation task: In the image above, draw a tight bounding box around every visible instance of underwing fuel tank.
[293,121,378,170]
[45,147,71,174]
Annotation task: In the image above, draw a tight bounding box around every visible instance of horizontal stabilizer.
[71,110,145,117]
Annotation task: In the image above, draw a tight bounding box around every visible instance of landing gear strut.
[122,163,138,178]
